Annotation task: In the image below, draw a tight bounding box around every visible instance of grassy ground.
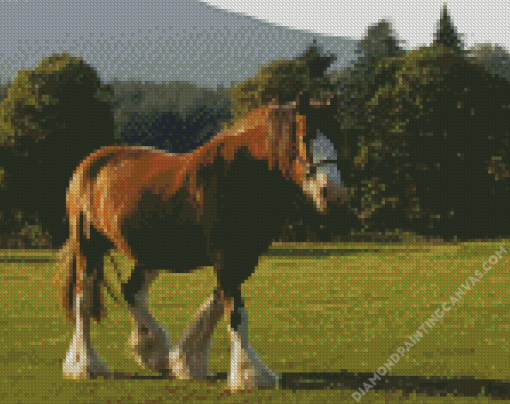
[0,241,509,403]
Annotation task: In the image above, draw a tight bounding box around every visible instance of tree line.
[0,4,509,248]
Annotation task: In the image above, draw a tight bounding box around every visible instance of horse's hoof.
[169,346,214,380]
[127,329,171,373]
[228,367,280,391]
[63,350,112,379]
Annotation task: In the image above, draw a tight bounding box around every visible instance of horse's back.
[67,146,190,261]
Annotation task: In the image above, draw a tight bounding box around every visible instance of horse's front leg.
[169,288,225,379]
[226,301,280,391]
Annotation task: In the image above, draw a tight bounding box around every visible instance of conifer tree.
[338,19,405,131]
[432,3,466,55]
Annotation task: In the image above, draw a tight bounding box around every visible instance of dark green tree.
[339,43,510,241]
[337,19,406,132]
[432,3,466,55]
[295,39,337,102]
[0,53,115,248]
[356,19,406,59]
[229,40,336,121]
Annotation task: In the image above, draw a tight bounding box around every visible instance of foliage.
[466,42,510,82]
[229,40,336,121]
[106,79,233,151]
[0,80,12,105]
[432,3,467,55]
[356,18,407,59]
[334,19,407,147]
[0,208,51,249]
[336,43,510,240]
[119,103,232,153]
[0,54,101,151]
[0,53,115,248]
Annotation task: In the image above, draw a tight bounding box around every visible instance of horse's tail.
[55,147,124,324]
[57,201,117,324]
[56,150,97,324]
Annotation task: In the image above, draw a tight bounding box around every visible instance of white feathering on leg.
[228,306,279,391]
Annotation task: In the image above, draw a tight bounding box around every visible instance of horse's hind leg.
[169,287,224,380]
[123,265,171,374]
[63,234,112,379]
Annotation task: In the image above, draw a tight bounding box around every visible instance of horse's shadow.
[100,370,510,399]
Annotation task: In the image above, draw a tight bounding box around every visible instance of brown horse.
[58,92,346,391]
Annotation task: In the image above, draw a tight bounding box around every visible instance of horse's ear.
[309,95,337,124]
[329,95,338,112]
[296,91,311,115]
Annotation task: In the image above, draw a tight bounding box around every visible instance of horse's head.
[294,91,347,214]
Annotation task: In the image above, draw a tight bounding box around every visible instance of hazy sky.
[0,0,507,87]
[1,0,358,86]
[204,0,509,51]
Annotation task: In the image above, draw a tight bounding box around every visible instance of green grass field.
[0,241,509,403]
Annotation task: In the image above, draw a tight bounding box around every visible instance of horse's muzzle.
[308,179,345,214]
[326,180,348,204]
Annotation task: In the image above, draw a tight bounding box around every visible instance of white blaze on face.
[304,169,328,212]
[305,131,345,212]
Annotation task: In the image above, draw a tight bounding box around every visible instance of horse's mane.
[183,100,304,198]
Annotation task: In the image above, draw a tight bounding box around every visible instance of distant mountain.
[0,0,359,88]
